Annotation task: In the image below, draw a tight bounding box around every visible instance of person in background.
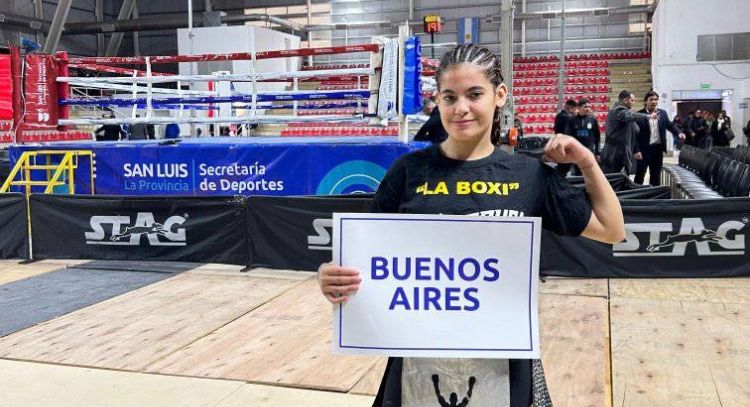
[196,128,203,138]
[683,111,696,146]
[554,99,578,135]
[94,112,126,141]
[743,118,750,144]
[164,123,181,139]
[634,91,684,186]
[128,115,149,140]
[712,110,732,147]
[672,114,684,150]
[600,90,656,175]
[414,96,448,144]
[554,99,578,177]
[563,98,601,176]
[691,109,708,149]
[721,110,732,127]
[553,99,578,175]
[423,97,437,115]
[704,112,715,149]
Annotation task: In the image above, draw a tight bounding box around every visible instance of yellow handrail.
[0,150,95,196]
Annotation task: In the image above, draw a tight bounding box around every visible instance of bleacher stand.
[513,51,652,137]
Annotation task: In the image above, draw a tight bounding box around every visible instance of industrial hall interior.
[1,0,750,406]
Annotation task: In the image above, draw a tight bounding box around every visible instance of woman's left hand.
[543,133,595,167]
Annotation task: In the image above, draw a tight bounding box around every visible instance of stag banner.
[30,194,248,264]
[247,195,373,270]
[541,198,750,277]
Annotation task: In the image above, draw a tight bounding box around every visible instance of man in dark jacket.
[563,98,601,175]
[554,99,578,134]
[691,109,709,149]
[634,91,684,186]
[553,99,578,175]
[601,90,656,175]
[683,111,695,146]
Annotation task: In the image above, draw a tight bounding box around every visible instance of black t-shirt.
[370,145,593,406]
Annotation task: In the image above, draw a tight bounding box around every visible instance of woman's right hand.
[317,263,361,304]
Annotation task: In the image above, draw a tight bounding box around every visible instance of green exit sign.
[700,83,711,89]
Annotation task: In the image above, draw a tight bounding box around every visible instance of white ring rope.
[57,67,375,85]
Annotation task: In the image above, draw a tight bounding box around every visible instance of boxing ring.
[4,27,428,195]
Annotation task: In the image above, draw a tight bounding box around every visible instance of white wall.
[652,0,750,144]
[177,25,300,90]
[175,25,300,134]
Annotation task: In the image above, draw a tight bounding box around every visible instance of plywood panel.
[539,278,608,298]
[0,273,305,371]
[349,357,388,396]
[346,293,611,402]
[611,297,750,406]
[539,294,610,407]
[147,279,382,392]
[611,278,750,304]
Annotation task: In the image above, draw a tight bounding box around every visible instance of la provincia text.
[122,162,285,194]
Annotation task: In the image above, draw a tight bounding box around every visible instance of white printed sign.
[332,213,541,359]
[377,38,399,120]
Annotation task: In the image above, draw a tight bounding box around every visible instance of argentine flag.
[458,17,479,44]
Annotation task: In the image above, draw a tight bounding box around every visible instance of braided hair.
[435,44,505,145]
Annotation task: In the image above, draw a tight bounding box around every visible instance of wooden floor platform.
[0,260,748,406]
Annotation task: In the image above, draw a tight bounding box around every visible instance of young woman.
[318,44,625,406]
[712,111,732,147]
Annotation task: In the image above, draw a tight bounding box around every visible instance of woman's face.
[437,63,506,143]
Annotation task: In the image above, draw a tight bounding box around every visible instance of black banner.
[615,186,671,199]
[30,195,248,264]
[0,193,29,259]
[541,198,750,278]
[248,195,372,270]
[567,173,635,192]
